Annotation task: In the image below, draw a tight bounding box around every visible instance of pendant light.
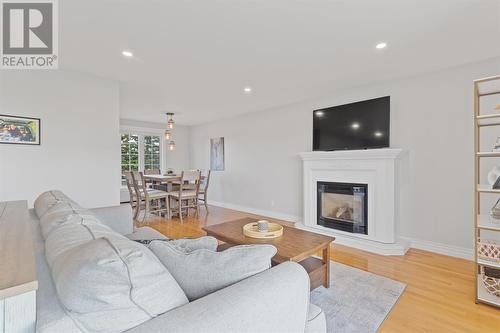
[166,112,175,129]
[165,113,175,151]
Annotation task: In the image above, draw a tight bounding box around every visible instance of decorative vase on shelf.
[487,166,500,187]
[490,198,500,221]
[493,137,500,152]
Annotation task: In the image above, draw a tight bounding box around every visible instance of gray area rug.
[311,261,406,333]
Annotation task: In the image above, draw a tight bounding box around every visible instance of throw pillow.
[149,240,277,301]
[51,237,188,333]
[132,236,217,250]
[168,236,218,252]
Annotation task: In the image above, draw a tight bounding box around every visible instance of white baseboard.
[400,236,473,261]
[208,200,301,223]
[296,223,410,256]
[208,200,474,261]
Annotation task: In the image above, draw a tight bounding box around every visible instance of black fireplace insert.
[317,181,368,234]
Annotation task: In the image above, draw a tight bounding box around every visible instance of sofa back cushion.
[28,209,83,333]
[51,237,188,333]
[45,222,122,267]
[34,190,75,218]
[40,202,102,239]
[36,190,189,332]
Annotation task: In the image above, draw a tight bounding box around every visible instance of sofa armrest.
[126,262,310,333]
[90,204,133,235]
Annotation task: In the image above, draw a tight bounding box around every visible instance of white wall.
[0,71,120,208]
[120,118,191,172]
[190,57,500,254]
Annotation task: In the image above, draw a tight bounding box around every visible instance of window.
[121,134,139,172]
[120,133,163,175]
[144,135,161,171]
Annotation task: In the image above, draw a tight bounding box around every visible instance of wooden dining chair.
[144,168,161,188]
[169,170,201,222]
[131,171,170,222]
[124,171,140,220]
[198,170,211,212]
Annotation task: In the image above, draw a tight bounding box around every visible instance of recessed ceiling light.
[351,122,360,130]
[243,87,252,94]
[375,42,387,49]
[122,50,133,57]
[374,131,383,137]
[315,110,325,117]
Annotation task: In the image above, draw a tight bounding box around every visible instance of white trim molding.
[400,237,473,260]
[299,148,403,161]
[207,200,301,223]
[120,125,165,135]
[296,223,410,255]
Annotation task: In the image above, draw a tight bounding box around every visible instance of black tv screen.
[313,96,390,151]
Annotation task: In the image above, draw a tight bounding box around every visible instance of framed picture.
[0,114,41,145]
[210,137,225,171]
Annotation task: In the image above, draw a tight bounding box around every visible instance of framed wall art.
[210,137,224,171]
[0,114,41,145]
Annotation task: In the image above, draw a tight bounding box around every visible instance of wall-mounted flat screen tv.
[313,96,390,151]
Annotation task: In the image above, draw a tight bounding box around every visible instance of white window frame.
[120,125,166,173]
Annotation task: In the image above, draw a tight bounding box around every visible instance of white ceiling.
[60,0,500,125]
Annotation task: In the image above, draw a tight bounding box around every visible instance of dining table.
[143,174,181,182]
[143,174,205,192]
[143,174,181,192]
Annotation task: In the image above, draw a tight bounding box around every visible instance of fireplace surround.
[298,148,408,255]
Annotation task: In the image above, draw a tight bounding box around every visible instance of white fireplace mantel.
[297,148,409,255]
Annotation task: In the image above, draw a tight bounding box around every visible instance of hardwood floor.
[142,205,500,333]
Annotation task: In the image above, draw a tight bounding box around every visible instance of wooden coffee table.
[203,218,334,290]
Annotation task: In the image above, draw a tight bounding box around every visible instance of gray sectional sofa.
[30,190,326,333]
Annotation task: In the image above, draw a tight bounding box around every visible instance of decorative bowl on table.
[243,221,283,239]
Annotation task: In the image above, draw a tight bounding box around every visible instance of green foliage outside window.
[121,134,139,173]
[144,135,161,171]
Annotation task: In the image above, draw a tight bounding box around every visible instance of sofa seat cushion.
[149,241,277,301]
[34,190,75,218]
[51,237,188,333]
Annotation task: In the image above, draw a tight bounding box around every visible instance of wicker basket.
[482,267,500,297]
[478,240,500,263]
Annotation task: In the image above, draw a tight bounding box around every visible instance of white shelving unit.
[477,277,500,307]
[478,215,500,232]
[474,75,500,308]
